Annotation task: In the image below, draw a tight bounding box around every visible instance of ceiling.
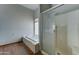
[21,4,39,10]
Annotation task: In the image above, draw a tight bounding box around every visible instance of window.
[35,18,39,36]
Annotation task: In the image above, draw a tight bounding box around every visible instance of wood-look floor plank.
[0,42,42,55]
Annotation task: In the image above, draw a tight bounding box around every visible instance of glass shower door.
[42,12,56,55]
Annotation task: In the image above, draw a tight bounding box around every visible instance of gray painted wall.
[34,8,39,19]
[0,4,34,45]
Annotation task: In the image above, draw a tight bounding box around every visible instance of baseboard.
[0,38,22,46]
[41,50,48,55]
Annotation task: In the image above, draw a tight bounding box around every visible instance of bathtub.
[22,35,40,53]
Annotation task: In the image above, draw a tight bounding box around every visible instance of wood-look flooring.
[0,42,42,55]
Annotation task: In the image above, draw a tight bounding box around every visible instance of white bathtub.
[22,35,40,53]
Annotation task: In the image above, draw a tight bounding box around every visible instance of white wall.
[54,9,79,55]
[67,10,79,54]
[0,5,34,45]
